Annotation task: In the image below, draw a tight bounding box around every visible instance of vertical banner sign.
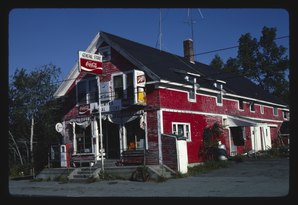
[79,51,103,75]
[135,70,146,105]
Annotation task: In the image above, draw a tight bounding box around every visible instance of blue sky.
[9,8,289,82]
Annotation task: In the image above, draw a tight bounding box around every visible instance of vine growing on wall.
[200,122,224,161]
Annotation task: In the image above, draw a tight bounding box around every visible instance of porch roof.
[226,115,263,127]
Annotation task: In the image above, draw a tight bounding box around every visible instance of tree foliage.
[209,26,289,104]
[9,64,63,174]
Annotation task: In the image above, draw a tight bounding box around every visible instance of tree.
[209,26,289,104]
[8,64,62,175]
[210,54,224,70]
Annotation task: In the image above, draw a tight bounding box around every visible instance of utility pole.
[97,75,104,174]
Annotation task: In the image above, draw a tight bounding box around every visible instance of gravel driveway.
[7,157,290,198]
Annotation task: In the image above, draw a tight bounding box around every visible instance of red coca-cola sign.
[78,104,90,115]
[79,51,103,75]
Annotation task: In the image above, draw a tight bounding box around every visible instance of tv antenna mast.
[156,8,163,51]
[185,8,204,61]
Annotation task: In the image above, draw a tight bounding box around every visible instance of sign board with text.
[79,51,103,75]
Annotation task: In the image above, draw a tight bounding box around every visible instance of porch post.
[72,122,77,154]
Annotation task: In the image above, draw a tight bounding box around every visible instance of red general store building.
[53,31,289,173]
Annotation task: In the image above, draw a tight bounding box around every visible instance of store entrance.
[103,120,120,159]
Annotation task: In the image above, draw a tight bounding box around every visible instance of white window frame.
[187,84,197,102]
[76,77,98,106]
[250,102,255,112]
[216,91,223,106]
[260,105,264,114]
[273,107,278,116]
[172,122,191,142]
[111,72,125,100]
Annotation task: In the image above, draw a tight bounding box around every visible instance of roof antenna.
[185,8,204,61]
[156,8,162,51]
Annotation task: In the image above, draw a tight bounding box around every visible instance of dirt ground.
[6,157,291,200]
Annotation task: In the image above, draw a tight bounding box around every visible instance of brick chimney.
[183,39,195,63]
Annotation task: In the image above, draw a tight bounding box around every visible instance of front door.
[103,120,120,159]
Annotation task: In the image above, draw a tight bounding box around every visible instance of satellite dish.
[55,123,63,133]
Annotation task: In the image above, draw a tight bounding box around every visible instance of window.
[172,122,191,141]
[75,124,92,153]
[273,107,278,116]
[88,79,98,103]
[188,84,196,102]
[77,80,87,105]
[216,92,223,105]
[250,102,255,112]
[260,105,264,114]
[76,78,98,105]
[239,99,244,110]
[98,46,111,62]
[283,111,289,119]
[113,74,124,99]
[126,72,134,102]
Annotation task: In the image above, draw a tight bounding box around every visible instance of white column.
[72,122,77,154]
[157,110,163,165]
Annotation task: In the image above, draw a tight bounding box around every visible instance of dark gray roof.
[101,31,286,106]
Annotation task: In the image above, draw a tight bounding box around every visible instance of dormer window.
[188,83,197,102]
[273,107,278,116]
[283,111,289,119]
[239,99,244,110]
[250,101,255,112]
[216,91,223,106]
[98,46,111,62]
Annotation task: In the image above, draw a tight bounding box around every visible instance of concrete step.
[36,168,75,180]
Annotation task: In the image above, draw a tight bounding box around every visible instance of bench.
[117,150,146,166]
[71,154,95,167]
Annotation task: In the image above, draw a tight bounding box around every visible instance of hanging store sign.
[79,51,103,75]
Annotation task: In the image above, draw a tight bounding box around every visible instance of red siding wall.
[162,111,225,163]
[158,88,285,162]
[159,89,285,122]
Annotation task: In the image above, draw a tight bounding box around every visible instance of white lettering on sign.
[79,51,103,75]
[85,61,98,69]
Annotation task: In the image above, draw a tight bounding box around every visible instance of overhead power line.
[195,35,289,57]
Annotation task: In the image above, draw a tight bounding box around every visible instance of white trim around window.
[273,107,278,116]
[260,105,264,114]
[172,122,191,142]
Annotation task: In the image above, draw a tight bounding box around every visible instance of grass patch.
[187,160,232,176]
